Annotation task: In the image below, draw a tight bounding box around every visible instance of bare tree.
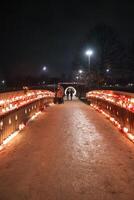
[86,24,126,84]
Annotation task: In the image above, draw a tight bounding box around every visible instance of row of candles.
[86,90,134,113]
[0,90,55,115]
[86,90,134,142]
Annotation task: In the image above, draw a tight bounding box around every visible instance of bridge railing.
[86,90,134,142]
[0,90,55,145]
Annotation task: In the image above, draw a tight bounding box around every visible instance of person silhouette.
[66,89,69,100]
[56,84,64,104]
[70,89,74,100]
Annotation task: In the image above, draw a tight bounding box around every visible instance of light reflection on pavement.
[0,100,134,200]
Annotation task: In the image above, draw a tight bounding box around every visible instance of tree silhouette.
[128,41,134,71]
[71,24,128,87]
[87,24,125,77]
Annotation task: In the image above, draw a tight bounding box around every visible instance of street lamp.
[42,66,47,85]
[78,69,83,74]
[1,80,5,84]
[106,68,110,73]
[78,69,84,82]
[85,49,93,72]
[42,66,47,71]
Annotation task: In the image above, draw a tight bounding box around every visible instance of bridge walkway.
[0,99,134,200]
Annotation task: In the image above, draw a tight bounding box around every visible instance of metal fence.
[0,97,54,145]
[87,97,134,134]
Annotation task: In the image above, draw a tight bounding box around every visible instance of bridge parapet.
[0,90,55,145]
[86,90,134,143]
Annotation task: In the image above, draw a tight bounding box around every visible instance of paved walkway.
[0,100,134,200]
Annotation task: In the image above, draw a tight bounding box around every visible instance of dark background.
[0,0,134,79]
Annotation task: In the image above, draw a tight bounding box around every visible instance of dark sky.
[1,0,134,78]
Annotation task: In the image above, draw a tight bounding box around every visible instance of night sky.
[1,1,134,78]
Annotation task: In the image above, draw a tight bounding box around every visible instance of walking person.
[66,89,69,100]
[70,89,74,101]
[57,84,64,104]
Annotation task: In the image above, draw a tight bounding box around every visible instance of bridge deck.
[0,100,134,200]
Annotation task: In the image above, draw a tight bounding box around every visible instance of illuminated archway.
[65,86,77,96]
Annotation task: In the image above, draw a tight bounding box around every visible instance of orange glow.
[29,111,41,121]
[90,103,134,143]
[0,90,55,116]
[3,130,20,145]
[0,91,55,151]
[0,110,42,150]
[86,90,134,113]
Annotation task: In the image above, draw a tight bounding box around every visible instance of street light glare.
[43,66,47,71]
[78,70,83,74]
[85,50,93,56]
[106,69,110,72]
[2,80,5,84]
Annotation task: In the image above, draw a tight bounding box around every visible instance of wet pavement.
[0,99,134,200]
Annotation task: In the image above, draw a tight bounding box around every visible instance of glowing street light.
[85,49,93,73]
[2,80,5,84]
[78,69,83,74]
[106,68,110,72]
[85,50,93,56]
[1,80,6,86]
[42,66,47,71]
[42,66,47,86]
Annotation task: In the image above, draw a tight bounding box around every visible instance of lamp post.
[75,76,79,97]
[1,80,6,89]
[85,49,93,73]
[1,80,5,85]
[42,66,47,86]
[78,69,84,98]
[42,66,56,93]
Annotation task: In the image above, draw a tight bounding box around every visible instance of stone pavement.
[0,99,134,200]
